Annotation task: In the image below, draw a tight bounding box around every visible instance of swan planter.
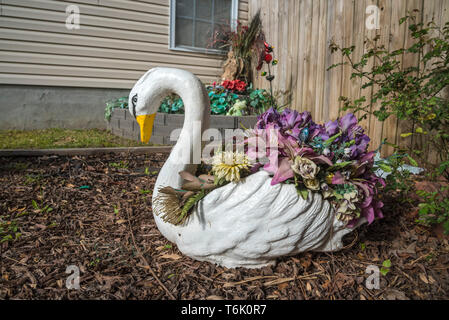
[129,67,386,268]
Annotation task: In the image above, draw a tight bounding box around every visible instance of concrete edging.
[0,146,172,157]
[107,109,259,145]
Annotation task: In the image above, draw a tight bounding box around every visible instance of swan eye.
[131,93,138,118]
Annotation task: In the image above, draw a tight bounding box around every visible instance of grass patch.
[0,128,152,149]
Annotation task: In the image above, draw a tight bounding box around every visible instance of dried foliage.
[212,10,264,82]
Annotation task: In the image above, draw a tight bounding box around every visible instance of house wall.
[0,0,248,129]
[249,0,448,159]
[0,84,129,130]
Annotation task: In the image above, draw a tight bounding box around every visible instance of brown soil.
[0,153,448,300]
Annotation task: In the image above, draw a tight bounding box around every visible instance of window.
[170,0,239,54]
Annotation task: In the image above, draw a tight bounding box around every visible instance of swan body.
[130,67,364,268]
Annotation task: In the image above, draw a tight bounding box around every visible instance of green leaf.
[329,161,353,170]
[400,132,413,138]
[380,267,390,276]
[415,127,424,134]
[180,190,206,223]
[407,155,418,167]
[32,200,38,210]
[323,132,342,147]
[378,163,393,172]
[297,187,309,200]
[1,234,13,243]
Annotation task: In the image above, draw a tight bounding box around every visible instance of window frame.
[169,0,239,55]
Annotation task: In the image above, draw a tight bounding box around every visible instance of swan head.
[129,67,210,144]
[128,68,170,143]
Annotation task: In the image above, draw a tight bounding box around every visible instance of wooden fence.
[249,0,448,158]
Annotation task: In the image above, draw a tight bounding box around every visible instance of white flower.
[291,156,320,180]
[335,187,361,222]
[344,148,352,156]
[211,151,251,183]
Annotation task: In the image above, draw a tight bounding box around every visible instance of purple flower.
[257,108,317,139]
[325,120,339,136]
[256,107,280,129]
[339,113,357,133]
[280,110,313,140]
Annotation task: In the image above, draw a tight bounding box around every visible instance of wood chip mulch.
[0,153,448,300]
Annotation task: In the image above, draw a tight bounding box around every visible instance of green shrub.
[376,152,416,201]
[330,13,449,179]
[330,12,449,231]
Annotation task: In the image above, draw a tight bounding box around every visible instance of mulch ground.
[0,153,448,300]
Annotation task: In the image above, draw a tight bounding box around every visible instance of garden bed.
[1,153,448,300]
[107,109,258,145]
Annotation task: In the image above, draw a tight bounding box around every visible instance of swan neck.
[156,75,210,191]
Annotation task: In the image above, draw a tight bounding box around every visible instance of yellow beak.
[136,114,156,143]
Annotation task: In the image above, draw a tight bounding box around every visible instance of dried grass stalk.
[153,187,207,226]
[153,186,186,226]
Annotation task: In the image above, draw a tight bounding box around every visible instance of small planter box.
[107,108,258,145]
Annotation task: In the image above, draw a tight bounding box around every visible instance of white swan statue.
[129,67,365,268]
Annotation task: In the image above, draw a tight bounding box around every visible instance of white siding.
[0,0,249,88]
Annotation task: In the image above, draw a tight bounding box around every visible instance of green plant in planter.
[159,94,184,114]
[247,88,272,114]
[207,86,240,115]
[104,85,275,118]
[105,96,128,121]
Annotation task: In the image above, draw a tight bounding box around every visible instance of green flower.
[227,100,247,116]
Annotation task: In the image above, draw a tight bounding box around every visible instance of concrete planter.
[107,108,258,145]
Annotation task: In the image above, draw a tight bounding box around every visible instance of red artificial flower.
[264,41,273,53]
[235,80,247,92]
[264,53,273,63]
[222,80,230,88]
[221,79,246,92]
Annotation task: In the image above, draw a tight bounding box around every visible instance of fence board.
[381,0,407,156]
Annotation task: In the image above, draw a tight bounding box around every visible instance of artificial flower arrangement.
[155,107,386,228]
